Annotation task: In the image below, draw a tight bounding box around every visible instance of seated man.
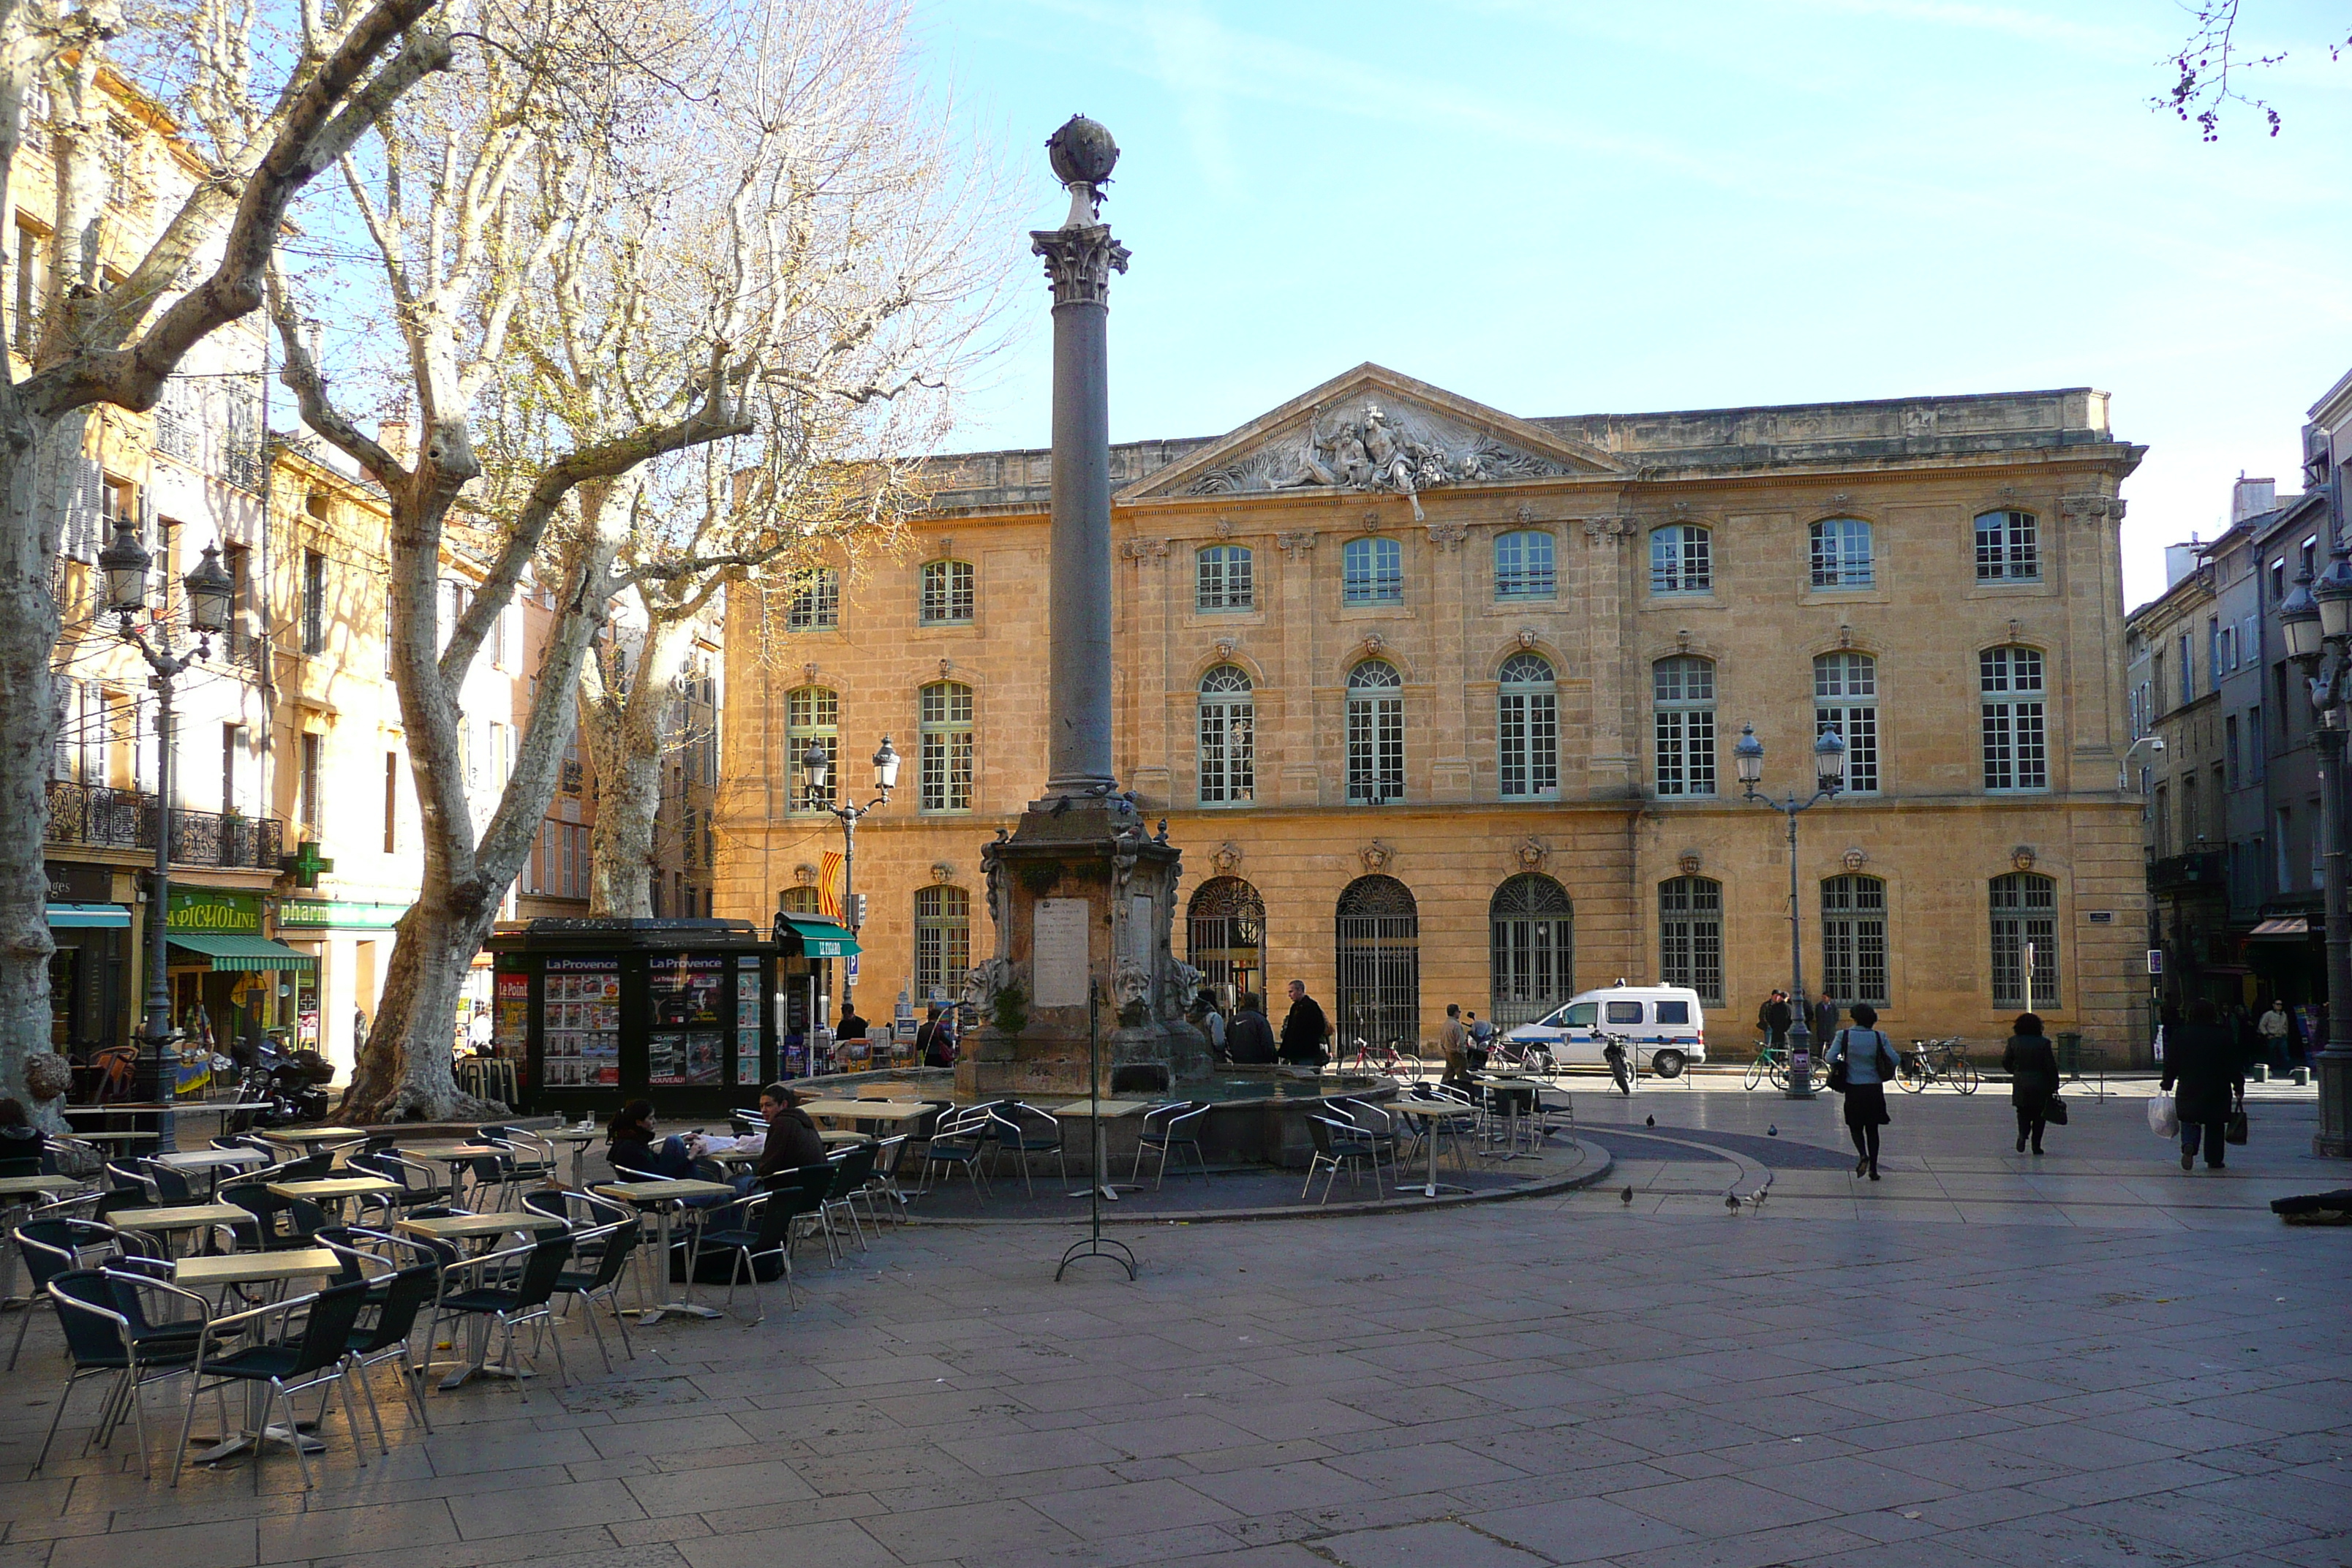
[736,1082,829,1196]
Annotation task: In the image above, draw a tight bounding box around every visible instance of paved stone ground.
[4,1088,2348,1568]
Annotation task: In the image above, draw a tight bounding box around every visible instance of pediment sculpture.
[1183,398,1572,520]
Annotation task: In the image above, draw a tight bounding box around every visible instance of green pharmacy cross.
[279,841,336,890]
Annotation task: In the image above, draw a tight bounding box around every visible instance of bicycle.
[1898,1036,1978,1094]
[1744,1037,1796,1092]
[1346,1036,1425,1079]
[1484,1036,1553,1077]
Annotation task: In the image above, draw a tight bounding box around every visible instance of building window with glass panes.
[919,681,973,813]
[1197,665,1254,805]
[1196,545,1253,611]
[1493,531,1555,599]
[1659,876,1723,1005]
[1980,645,2048,791]
[913,885,970,1006]
[787,567,839,630]
[1651,655,1716,796]
[1649,524,1711,594]
[1820,874,1888,1006]
[1814,652,1879,794]
[1975,510,2039,581]
[1496,652,1558,799]
[1346,659,1404,803]
[919,559,974,625]
[1809,517,1873,589]
[785,687,837,810]
[1989,872,2058,1007]
[1341,536,1403,605]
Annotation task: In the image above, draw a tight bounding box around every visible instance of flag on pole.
[818,850,845,921]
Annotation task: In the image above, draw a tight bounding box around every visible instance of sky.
[906,0,2352,613]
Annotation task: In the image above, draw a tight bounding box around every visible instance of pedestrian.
[1825,1003,1898,1180]
[1812,995,1839,1046]
[1190,989,1228,1061]
[916,1004,955,1068]
[2258,999,2290,1069]
[2162,997,2245,1172]
[1226,992,1278,1064]
[467,1003,492,1055]
[2002,1011,2059,1155]
[1278,979,1330,1068]
[1466,1011,1495,1050]
[1761,990,1791,1049]
[353,1006,369,1055]
[1439,1003,1472,1088]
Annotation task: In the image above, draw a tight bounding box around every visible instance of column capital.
[1030,222,1130,308]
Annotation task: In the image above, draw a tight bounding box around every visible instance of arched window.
[1336,875,1419,1052]
[1494,530,1556,599]
[1989,872,2057,1007]
[1497,652,1558,800]
[1196,545,1253,611]
[1659,876,1722,1004]
[1980,646,2047,791]
[1197,665,1254,805]
[780,886,821,916]
[919,682,973,813]
[1346,660,1404,803]
[1809,517,1873,589]
[1187,877,1264,1009]
[1650,524,1711,594]
[919,559,974,625]
[1820,875,1888,1006]
[785,687,837,810]
[913,886,970,1006]
[1814,652,1879,795]
[1490,875,1572,1029]
[1652,655,1716,797]
[1342,536,1403,604]
[1975,509,2039,581]
[785,567,838,630]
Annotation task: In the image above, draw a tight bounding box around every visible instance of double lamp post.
[1735,720,1847,1098]
[94,515,236,1138]
[2274,534,2352,1157]
[799,734,899,1017]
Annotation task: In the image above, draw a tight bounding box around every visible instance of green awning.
[47,903,129,929]
[167,934,317,973]
[777,916,859,958]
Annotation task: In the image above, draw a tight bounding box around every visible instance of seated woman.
[606,1099,697,1180]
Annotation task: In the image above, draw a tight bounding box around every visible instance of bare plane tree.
[2156,1,2351,138]
[0,0,448,1121]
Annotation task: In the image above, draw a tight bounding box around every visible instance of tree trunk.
[0,404,62,1126]
[585,606,696,919]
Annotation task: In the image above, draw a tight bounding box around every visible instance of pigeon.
[1768,1124,1779,1137]
[1645,1115,1655,1128]
[1725,1194,1741,1213]
[1621,1186,1635,1205]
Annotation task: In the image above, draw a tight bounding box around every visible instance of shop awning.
[776,916,859,957]
[47,903,129,929]
[167,935,317,973]
[2248,917,2310,938]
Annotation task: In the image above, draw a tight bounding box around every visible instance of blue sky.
[911,0,2352,611]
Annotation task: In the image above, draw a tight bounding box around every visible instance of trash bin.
[2056,1030,2083,1078]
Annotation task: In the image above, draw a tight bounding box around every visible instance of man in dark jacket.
[1761,991,1791,1049]
[1279,980,1330,1068]
[753,1083,829,1181]
[1226,995,1278,1064]
[2162,998,2245,1172]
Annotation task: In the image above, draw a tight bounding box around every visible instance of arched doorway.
[1335,875,1420,1053]
[1187,877,1264,1008]
[1490,874,1572,1030]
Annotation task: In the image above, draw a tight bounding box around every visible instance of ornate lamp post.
[799,734,900,1011]
[94,516,233,1148]
[2280,546,2352,1156]
[1735,720,1847,1098]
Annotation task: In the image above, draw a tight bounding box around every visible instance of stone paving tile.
[1319,1520,1555,1568]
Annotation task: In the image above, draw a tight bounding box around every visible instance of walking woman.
[2002,1013,2059,1155]
[2162,998,2245,1172]
[1825,1003,1899,1180]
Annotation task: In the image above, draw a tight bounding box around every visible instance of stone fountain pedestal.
[957,795,1207,1101]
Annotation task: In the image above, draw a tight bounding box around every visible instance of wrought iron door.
[1335,875,1419,1052]
[1187,877,1264,1007]
[1489,874,1572,1029]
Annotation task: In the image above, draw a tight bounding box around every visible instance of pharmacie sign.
[278,899,409,930]
[165,889,263,932]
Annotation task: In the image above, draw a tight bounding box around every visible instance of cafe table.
[110,1202,249,1256]
[1049,1099,1161,1202]
[392,1142,510,1205]
[394,1212,570,1387]
[592,1178,733,1324]
[1380,1099,1473,1199]
[62,1128,159,1148]
[170,1246,344,1463]
[256,1126,369,1150]
[796,1099,932,1126]
[544,1124,601,1186]
[267,1176,401,1219]
[151,1147,269,1198]
[1471,1076,1549,1160]
[1,1175,91,1302]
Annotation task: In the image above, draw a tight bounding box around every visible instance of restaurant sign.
[166,889,263,932]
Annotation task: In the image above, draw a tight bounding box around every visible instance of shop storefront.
[487,917,779,1117]
[773,913,859,1077]
[165,889,314,1091]
[44,862,131,1060]
[276,898,408,1080]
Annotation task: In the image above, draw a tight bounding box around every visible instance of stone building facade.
[714,365,2149,1058]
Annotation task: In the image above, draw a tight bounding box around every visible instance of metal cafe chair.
[1303,1115,1385,1204]
[1131,1101,1211,1190]
[690,1169,828,1325]
[35,1269,201,1479]
[988,1101,1069,1196]
[169,1280,374,1492]
[549,1218,641,1373]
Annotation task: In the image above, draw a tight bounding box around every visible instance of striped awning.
[2247,917,2310,938]
[166,934,317,973]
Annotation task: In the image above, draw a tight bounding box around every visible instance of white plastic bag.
[2147,1092,2179,1139]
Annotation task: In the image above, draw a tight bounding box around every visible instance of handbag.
[2044,1094,2068,1126]
[2227,1094,2249,1145]
[1825,1028,1850,1093]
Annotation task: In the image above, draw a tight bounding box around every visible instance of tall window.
[785,687,837,810]
[919,559,974,625]
[1975,510,2039,581]
[913,886,970,1006]
[1490,875,1572,1030]
[1652,655,1716,797]
[1649,525,1711,594]
[299,732,322,833]
[301,550,326,654]
[1809,518,1873,589]
[920,681,973,813]
[1494,531,1555,598]
[786,568,839,631]
[1197,665,1254,805]
[1497,652,1558,799]
[1814,652,1879,795]
[1989,872,2058,1008]
[1196,545,1254,611]
[1346,660,1404,803]
[1980,646,2047,792]
[1659,876,1723,1005]
[1820,875,1888,1006]
[2177,633,2194,709]
[1341,537,1403,605]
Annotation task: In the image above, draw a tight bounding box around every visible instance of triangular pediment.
[1122,363,1624,504]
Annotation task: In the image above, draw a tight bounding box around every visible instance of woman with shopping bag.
[2160,998,2245,1172]
[2001,1013,2060,1156]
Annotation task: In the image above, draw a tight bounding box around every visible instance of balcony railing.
[2150,850,2225,893]
[44,779,284,870]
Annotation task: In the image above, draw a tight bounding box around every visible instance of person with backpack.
[1824,1003,1898,1180]
[916,1004,955,1068]
[1226,993,1278,1064]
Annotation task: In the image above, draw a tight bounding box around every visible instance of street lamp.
[800,734,899,1013]
[2280,537,2352,1156]
[1736,720,1847,1098]
[94,517,233,1150]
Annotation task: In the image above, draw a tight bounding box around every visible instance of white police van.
[1502,984,1708,1078]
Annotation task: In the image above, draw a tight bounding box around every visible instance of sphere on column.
[1047,116,1119,189]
